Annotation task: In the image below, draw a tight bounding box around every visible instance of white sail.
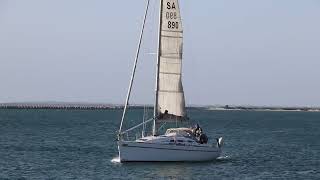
[157,0,186,120]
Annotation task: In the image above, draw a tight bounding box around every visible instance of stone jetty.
[0,103,125,110]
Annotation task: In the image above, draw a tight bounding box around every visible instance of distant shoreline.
[0,103,123,110]
[208,106,320,112]
[0,103,320,112]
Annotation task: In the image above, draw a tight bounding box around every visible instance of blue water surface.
[0,109,319,179]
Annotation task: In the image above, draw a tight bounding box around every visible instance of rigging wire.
[118,0,151,136]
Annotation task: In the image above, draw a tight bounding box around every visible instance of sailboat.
[117,0,223,162]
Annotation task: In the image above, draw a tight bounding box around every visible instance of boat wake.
[217,155,229,160]
[111,156,121,163]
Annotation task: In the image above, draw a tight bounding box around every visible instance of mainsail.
[156,0,186,121]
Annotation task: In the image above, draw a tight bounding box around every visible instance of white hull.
[118,141,222,162]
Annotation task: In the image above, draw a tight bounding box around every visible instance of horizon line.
[1,101,320,109]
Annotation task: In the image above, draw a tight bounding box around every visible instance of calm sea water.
[0,109,319,179]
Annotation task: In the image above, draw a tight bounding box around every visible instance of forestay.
[156,0,186,121]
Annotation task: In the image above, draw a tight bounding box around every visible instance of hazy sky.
[1,0,320,106]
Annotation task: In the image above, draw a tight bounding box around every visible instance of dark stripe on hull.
[120,144,220,153]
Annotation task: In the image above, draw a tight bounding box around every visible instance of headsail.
[156,0,186,121]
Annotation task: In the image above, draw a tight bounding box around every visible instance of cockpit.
[165,126,209,144]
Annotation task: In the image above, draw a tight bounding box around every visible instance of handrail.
[120,118,154,135]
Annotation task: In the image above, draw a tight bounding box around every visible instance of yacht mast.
[153,0,163,136]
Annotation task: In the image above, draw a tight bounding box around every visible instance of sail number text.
[167,21,179,29]
[165,2,179,29]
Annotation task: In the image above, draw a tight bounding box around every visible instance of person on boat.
[199,133,208,144]
[158,109,169,119]
[191,124,208,144]
[192,123,202,137]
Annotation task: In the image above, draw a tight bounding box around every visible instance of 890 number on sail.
[168,21,179,29]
